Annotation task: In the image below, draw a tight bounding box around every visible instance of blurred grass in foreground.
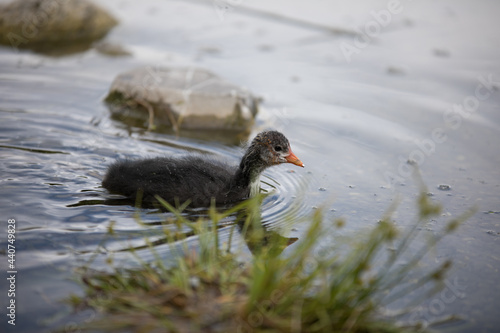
[66,178,474,333]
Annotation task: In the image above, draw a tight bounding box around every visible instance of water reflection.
[14,40,97,57]
[68,192,299,257]
[237,218,298,256]
[109,107,253,145]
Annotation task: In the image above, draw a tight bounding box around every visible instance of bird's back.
[102,156,248,207]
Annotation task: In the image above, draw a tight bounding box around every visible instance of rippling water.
[1,0,500,332]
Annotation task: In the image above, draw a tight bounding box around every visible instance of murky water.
[1,0,499,332]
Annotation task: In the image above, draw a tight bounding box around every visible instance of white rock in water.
[105,66,259,131]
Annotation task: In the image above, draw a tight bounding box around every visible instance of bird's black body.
[102,131,303,208]
[103,156,249,207]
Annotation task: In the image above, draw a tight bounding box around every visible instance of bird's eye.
[274,145,282,152]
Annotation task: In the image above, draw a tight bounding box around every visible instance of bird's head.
[251,130,304,168]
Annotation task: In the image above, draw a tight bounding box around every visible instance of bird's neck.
[233,149,266,192]
[249,175,261,197]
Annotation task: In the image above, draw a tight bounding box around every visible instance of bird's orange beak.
[285,149,304,167]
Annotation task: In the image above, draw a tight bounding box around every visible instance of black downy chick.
[102,130,304,208]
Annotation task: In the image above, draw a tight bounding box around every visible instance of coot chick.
[102,131,304,208]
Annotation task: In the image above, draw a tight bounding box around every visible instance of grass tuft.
[66,185,473,333]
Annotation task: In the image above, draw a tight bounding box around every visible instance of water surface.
[1,0,499,332]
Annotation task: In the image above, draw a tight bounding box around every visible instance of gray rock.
[94,41,131,57]
[105,66,259,132]
[0,0,118,54]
